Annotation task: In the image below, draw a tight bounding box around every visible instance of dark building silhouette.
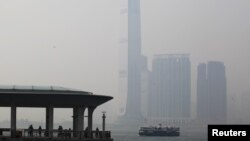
[0,85,113,139]
[148,54,191,120]
[197,61,227,122]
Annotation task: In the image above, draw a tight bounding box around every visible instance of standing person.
[38,126,42,137]
[28,125,34,137]
[84,126,88,138]
[68,128,72,139]
[58,125,63,137]
[95,127,99,138]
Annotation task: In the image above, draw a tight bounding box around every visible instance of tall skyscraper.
[124,0,142,119]
[148,54,191,120]
[197,61,227,122]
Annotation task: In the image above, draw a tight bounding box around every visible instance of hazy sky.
[0,0,250,124]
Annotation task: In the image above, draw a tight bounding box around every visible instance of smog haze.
[0,0,250,125]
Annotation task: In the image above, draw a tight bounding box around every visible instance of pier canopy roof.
[0,85,113,108]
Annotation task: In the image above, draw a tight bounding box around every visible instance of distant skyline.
[0,0,250,123]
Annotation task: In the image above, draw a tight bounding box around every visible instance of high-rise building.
[124,0,142,119]
[148,54,191,120]
[197,61,227,122]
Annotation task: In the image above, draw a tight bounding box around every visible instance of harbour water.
[112,130,207,141]
[0,128,207,141]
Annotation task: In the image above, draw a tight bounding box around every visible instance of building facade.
[197,61,227,122]
[148,54,191,121]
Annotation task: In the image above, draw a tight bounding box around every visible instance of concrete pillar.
[10,105,16,138]
[77,106,85,132]
[73,106,85,138]
[73,107,78,135]
[83,109,85,132]
[88,107,95,138]
[46,105,54,137]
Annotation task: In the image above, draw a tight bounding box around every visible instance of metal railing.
[0,128,111,140]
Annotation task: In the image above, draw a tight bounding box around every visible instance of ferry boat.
[139,124,180,136]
